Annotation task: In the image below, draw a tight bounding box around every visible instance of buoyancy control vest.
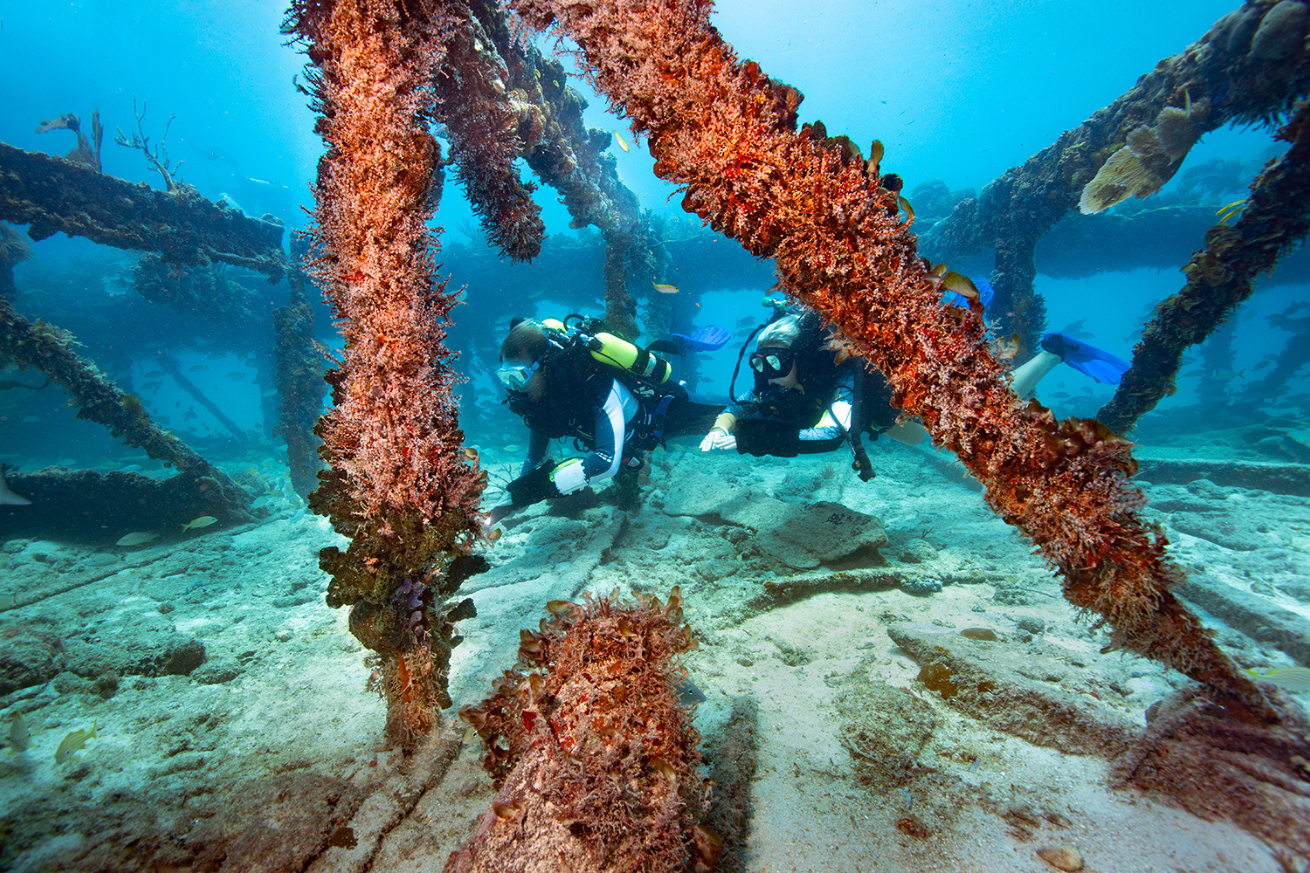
[507,317,678,448]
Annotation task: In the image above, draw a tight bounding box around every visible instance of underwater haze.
[1,1,1309,872]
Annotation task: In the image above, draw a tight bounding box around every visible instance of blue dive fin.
[670,325,731,353]
[1043,332,1130,385]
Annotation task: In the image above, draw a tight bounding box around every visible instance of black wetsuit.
[507,340,724,480]
[730,315,899,458]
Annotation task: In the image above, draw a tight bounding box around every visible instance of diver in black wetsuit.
[488,316,724,523]
[700,307,927,479]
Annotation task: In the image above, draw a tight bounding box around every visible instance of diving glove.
[700,427,737,452]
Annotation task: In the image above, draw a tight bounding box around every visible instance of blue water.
[0,1,1294,448]
[3,5,1310,871]
[0,0,1304,450]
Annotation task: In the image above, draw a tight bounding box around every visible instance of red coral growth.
[287,0,482,529]
[285,0,487,748]
[437,1,545,261]
[449,589,716,873]
[509,0,1266,711]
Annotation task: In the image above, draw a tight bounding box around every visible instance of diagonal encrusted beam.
[0,143,286,280]
[508,0,1269,715]
[0,293,253,518]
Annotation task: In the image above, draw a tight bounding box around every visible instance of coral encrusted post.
[509,0,1267,712]
[285,0,486,749]
[448,589,718,873]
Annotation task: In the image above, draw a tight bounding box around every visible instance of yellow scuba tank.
[543,317,672,385]
[589,332,671,384]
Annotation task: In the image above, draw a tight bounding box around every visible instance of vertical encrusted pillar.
[603,225,640,338]
[992,233,1045,363]
[509,0,1266,712]
[285,0,485,749]
[272,263,326,500]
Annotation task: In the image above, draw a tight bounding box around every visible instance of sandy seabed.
[1,431,1308,873]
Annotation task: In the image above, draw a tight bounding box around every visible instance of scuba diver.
[701,294,1131,476]
[700,303,927,480]
[488,316,726,523]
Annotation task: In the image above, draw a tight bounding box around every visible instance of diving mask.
[497,361,538,392]
[749,350,793,377]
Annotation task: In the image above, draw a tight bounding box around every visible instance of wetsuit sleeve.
[520,429,552,478]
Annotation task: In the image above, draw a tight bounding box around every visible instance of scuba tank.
[542,316,673,386]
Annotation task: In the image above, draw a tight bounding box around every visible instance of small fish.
[181,516,218,531]
[993,334,1020,362]
[144,370,164,378]
[613,131,631,153]
[115,531,159,547]
[55,720,96,763]
[898,195,915,223]
[188,365,208,372]
[20,415,40,424]
[120,464,142,472]
[1216,198,1245,223]
[0,469,31,506]
[1253,359,1274,372]
[140,381,162,391]
[652,283,680,295]
[226,372,246,382]
[675,677,707,708]
[503,444,520,453]
[183,411,198,421]
[0,379,49,391]
[1209,368,1245,382]
[942,271,978,300]
[8,712,30,755]
[1244,666,1310,691]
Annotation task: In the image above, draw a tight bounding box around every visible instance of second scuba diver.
[700,304,927,480]
[701,296,1131,478]
[489,316,725,523]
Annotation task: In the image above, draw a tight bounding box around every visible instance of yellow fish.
[613,131,631,153]
[8,712,31,755]
[1245,666,1310,692]
[942,271,979,300]
[652,283,680,295]
[55,720,96,764]
[182,516,218,531]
